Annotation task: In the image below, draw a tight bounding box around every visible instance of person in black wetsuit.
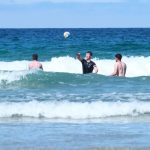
[76,51,98,74]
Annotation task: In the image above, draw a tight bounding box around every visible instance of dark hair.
[115,54,122,60]
[86,51,93,56]
[32,54,38,61]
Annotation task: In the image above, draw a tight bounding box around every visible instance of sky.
[0,0,150,28]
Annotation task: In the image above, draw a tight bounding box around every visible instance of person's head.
[115,54,122,62]
[32,54,38,61]
[86,51,93,60]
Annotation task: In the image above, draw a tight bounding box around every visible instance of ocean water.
[0,28,150,150]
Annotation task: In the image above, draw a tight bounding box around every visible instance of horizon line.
[0,27,150,29]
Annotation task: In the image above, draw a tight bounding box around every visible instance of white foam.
[0,101,149,119]
[0,56,150,77]
[0,70,38,83]
[0,60,29,71]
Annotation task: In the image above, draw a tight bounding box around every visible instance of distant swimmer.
[76,51,98,74]
[111,54,127,77]
[29,54,43,70]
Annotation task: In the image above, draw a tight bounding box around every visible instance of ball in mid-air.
[64,32,70,39]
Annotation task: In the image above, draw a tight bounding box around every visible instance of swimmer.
[76,51,98,74]
[111,54,127,77]
[29,54,43,70]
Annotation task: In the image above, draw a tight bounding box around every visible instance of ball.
[64,32,70,39]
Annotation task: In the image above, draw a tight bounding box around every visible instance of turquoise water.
[0,29,150,150]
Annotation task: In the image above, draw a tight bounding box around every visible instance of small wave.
[0,70,94,88]
[0,101,150,119]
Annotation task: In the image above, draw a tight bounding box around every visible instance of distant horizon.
[0,27,150,29]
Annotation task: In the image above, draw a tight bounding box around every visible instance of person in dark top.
[76,51,98,74]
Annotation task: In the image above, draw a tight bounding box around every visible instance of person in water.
[76,51,98,74]
[29,54,43,70]
[111,54,127,77]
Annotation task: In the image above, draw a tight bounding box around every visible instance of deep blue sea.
[0,28,150,150]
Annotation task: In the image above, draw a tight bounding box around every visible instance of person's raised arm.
[76,53,83,62]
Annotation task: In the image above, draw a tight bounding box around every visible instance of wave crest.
[0,56,150,77]
[0,101,150,119]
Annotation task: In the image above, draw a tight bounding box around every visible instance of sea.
[0,28,150,150]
